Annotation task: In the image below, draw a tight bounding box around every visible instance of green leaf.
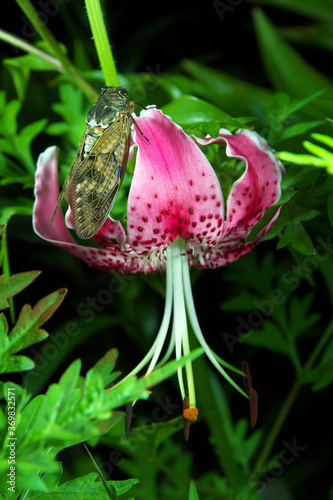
[303,332,333,391]
[0,92,47,178]
[251,0,333,24]
[90,348,120,387]
[246,205,280,242]
[179,59,271,120]
[241,320,289,355]
[278,150,330,167]
[0,271,41,310]
[3,354,35,372]
[276,120,324,143]
[4,63,30,102]
[161,96,255,135]
[0,348,204,494]
[1,99,21,135]
[162,94,230,124]
[311,132,333,149]
[285,89,327,116]
[7,288,67,355]
[15,118,48,171]
[3,48,59,99]
[277,221,316,254]
[48,83,88,147]
[28,473,139,499]
[188,481,200,500]
[0,203,32,224]
[272,202,321,255]
[253,9,333,119]
[0,284,67,374]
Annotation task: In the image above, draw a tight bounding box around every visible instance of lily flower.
[33,108,283,418]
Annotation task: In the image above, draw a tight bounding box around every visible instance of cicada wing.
[72,114,131,239]
[49,130,87,227]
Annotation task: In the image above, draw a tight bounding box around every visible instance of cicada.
[50,86,146,239]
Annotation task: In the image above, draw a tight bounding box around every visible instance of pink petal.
[126,108,224,253]
[33,147,161,274]
[192,129,283,268]
[188,208,281,268]
[195,130,282,236]
[33,146,76,245]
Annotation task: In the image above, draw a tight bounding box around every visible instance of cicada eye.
[117,88,127,98]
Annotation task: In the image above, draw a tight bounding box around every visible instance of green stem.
[254,316,333,471]
[0,29,62,71]
[15,0,97,101]
[85,0,119,86]
[304,316,333,370]
[254,380,300,471]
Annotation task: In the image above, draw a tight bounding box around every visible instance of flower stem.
[254,317,333,471]
[15,0,97,101]
[254,379,300,472]
[85,0,119,86]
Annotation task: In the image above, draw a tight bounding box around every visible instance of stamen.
[125,401,133,436]
[183,408,199,421]
[241,361,258,428]
[183,397,190,441]
[182,397,199,441]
